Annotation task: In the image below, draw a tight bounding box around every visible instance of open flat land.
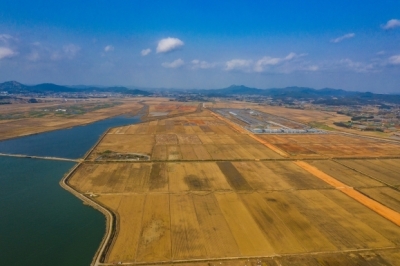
[209,100,398,139]
[67,104,400,265]
[89,111,282,161]
[147,102,199,117]
[0,98,144,140]
[259,134,400,158]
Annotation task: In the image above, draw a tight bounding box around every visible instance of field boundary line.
[333,131,400,144]
[294,161,400,227]
[96,246,399,265]
[333,159,400,192]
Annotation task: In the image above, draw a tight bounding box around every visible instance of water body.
[0,115,141,158]
[0,115,141,266]
[0,157,103,265]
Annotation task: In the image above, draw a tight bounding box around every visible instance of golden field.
[67,105,400,265]
[69,160,400,264]
[260,134,400,158]
[89,111,283,161]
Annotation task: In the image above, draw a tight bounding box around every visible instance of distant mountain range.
[0,81,152,96]
[200,85,400,105]
[1,81,399,105]
[201,85,354,97]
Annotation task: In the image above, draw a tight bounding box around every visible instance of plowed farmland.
[67,106,400,265]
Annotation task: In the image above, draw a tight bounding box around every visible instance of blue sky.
[0,1,400,92]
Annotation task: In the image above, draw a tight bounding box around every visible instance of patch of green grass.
[309,122,336,131]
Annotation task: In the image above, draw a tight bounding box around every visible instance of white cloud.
[191,59,217,69]
[331,33,355,43]
[63,44,80,58]
[285,52,298,60]
[141,48,151,56]
[339,58,375,72]
[104,45,114,52]
[254,52,303,72]
[382,19,400,30]
[156,37,184,53]
[225,53,308,73]
[225,59,252,71]
[0,47,16,60]
[388,55,400,65]
[0,34,15,44]
[254,57,281,72]
[377,51,386,55]
[162,58,184,68]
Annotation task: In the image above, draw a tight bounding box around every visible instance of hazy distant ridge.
[205,85,354,97]
[0,81,152,96]
[202,85,400,104]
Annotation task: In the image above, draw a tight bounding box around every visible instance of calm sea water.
[0,115,141,266]
[0,115,141,158]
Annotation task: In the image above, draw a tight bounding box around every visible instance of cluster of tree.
[333,122,352,128]
[365,127,384,132]
[351,115,374,121]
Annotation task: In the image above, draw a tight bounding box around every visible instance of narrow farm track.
[95,246,400,265]
[295,161,400,227]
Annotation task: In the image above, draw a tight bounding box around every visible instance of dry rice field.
[69,160,400,264]
[89,111,283,161]
[260,134,400,158]
[68,107,400,265]
[146,101,199,118]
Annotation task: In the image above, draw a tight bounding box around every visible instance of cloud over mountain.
[225,59,252,71]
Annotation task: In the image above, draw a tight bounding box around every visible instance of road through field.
[295,161,400,227]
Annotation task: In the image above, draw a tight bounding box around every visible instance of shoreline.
[59,127,116,266]
[0,105,144,142]
[57,104,204,265]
